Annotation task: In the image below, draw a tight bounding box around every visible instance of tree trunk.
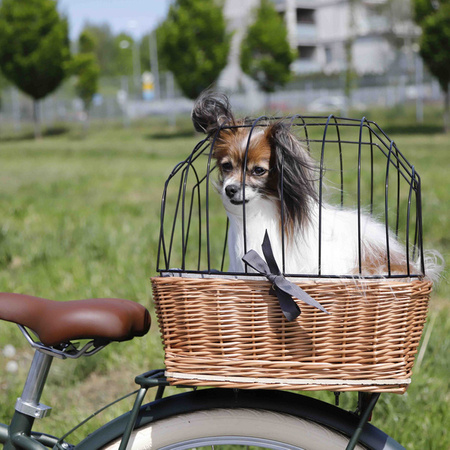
[83,108,90,136]
[444,85,449,134]
[33,99,42,139]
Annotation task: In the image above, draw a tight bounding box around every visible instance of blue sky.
[58,0,170,39]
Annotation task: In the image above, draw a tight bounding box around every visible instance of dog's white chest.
[226,200,285,273]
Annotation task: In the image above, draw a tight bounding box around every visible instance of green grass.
[0,112,448,447]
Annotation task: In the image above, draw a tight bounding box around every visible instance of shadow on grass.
[145,129,195,140]
[382,124,444,135]
[0,126,70,142]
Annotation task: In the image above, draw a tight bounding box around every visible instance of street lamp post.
[119,37,141,98]
[128,20,141,96]
[412,43,424,124]
[149,30,160,100]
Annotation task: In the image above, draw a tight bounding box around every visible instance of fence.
[0,72,443,131]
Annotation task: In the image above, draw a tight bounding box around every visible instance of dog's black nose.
[225,184,239,199]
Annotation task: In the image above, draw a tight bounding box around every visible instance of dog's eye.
[252,166,267,176]
[221,162,233,172]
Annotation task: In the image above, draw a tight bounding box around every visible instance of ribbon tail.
[273,288,301,321]
[276,278,330,315]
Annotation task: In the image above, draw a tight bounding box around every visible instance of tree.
[69,30,100,128]
[0,72,6,111]
[81,23,117,76]
[413,0,441,21]
[413,0,450,132]
[0,0,70,138]
[240,0,296,95]
[79,29,97,54]
[72,54,100,112]
[112,33,135,79]
[78,24,138,79]
[158,0,231,99]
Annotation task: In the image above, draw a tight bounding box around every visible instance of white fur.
[223,192,410,276]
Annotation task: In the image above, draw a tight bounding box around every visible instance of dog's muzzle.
[225,184,250,205]
[225,184,239,199]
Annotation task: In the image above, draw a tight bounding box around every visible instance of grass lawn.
[0,113,448,448]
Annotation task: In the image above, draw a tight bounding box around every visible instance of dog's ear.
[266,122,318,229]
[191,90,235,134]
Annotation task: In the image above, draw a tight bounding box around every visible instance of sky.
[58,0,170,40]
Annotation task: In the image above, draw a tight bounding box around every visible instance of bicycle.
[0,292,404,450]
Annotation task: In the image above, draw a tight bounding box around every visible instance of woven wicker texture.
[152,276,431,393]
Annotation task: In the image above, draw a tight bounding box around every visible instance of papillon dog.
[192,90,442,279]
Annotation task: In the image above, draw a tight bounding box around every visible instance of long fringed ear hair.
[191,90,236,134]
[266,122,318,231]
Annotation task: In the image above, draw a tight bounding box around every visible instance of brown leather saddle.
[0,293,150,347]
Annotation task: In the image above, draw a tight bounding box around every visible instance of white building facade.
[220,0,418,90]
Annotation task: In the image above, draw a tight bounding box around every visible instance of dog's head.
[192,90,318,229]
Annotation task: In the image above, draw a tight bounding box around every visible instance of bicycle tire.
[103,407,367,449]
[75,388,403,450]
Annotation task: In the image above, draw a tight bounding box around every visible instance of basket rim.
[153,271,431,285]
[164,371,411,387]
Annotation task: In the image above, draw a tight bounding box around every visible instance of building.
[219,0,419,90]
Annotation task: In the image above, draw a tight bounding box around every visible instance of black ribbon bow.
[242,231,329,321]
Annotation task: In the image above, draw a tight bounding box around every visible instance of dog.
[192,90,442,279]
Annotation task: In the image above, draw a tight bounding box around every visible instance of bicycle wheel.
[78,388,402,450]
[103,407,367,449]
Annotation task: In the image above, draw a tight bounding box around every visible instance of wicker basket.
[152,275,431,393]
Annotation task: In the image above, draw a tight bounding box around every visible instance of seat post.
[15,349,53,419]
[4,351,54,449]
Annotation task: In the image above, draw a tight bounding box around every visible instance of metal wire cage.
[156,115,425,280]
